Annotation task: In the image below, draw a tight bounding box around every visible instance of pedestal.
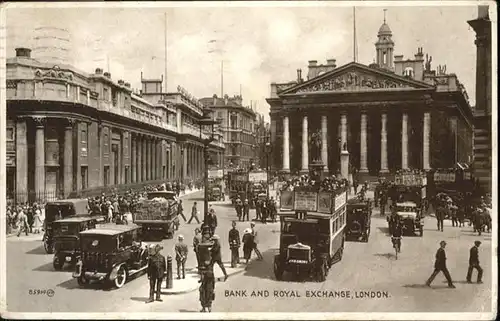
[340,151,349,180]
[309,160,325,181]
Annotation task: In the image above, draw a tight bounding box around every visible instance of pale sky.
[5,3,484,121]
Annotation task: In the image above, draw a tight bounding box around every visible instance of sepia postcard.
[0,1,497,320]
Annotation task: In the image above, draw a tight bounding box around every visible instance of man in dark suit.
[228,221,241,268]
[426,241,455,288]
[146,244,166,303]
[467,240,483,284]
[210,235,228,281]
[205,208,218,237]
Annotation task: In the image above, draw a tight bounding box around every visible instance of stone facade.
[468,5,492,192]
[267,21,474,177]
[6,48,224,203]
[200,94,258,170]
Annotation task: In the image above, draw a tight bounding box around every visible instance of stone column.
[321,115,329,172]
[16,119,28,202]
[282,116,290,172]
[137,135,142,182]
[402,113,409,169]
[182,145,188,181]
[380,113,389,173]
[360,113,368,173]
[34,117,46,198]
[148,138,153,181]
[423,112,431,170]
[151,138,156,181]
[131,134,136,183]
[63,120,74,197]
[141,136,147,182]
[301,115,309,172]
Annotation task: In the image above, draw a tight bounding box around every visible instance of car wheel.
[114,265,128,288]
[53,255,64,270]
[77,275,89,286]
[44,235,54,254]
[273,256,284,281]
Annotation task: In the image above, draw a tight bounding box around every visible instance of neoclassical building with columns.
[6,48,224,203]
[267,20,474,177]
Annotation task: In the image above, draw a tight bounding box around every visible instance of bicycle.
[391,237,401,259]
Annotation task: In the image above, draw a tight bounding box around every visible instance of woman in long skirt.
[32,205,43,234]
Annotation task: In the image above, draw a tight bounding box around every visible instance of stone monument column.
[301,115,309,172]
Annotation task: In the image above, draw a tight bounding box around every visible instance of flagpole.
[353,7,357,63]
[164,12,168,93]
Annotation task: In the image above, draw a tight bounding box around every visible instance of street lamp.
[265,135,272,197]
[198,110,219,222]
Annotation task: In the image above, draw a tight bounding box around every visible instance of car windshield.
[46,204,75,222]
[54,223,80,236]
[282,221,320,244]
[81,235,117,252]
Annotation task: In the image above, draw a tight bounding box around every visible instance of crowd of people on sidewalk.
[5,179,203,237]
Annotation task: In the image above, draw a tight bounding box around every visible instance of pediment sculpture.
[295,71,411,93]
[34,65,74,81]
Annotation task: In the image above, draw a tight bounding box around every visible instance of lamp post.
[265,136,272,197]
[198,111,219,222]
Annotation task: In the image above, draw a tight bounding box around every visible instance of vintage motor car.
[388,201,424,237]
[346,198,372,242]
[73,224,149,289]
[133,191,179,239]
[208,186,223,202]
[274,186,348,282]
[52,217,98,270]
[43,198,100,254]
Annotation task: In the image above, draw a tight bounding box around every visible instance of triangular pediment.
[279,62,434,95]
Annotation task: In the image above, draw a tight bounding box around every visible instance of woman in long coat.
[32,205,44,234]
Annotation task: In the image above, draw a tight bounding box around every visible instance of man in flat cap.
[467,240,483,284]
[146,244,166,303]
[210,235,228,281]
[426,240,455,288]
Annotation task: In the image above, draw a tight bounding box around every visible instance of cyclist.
[391,219,403,253]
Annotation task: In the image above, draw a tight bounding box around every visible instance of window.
[81,166,88,190]
[6,128,14,141]
[104,166,110,186]
[103,87,109,101]
[81,130,87,143]
[104,133,109,153]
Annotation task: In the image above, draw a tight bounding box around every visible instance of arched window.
[404,67,414,78]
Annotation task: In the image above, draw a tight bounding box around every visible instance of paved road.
[122,208,494,314]
[6,190,268,313]
[6,193,493,313]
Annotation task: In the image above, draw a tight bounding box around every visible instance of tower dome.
[378,23,392,35]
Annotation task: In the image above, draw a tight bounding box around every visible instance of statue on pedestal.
[310,130,322,162]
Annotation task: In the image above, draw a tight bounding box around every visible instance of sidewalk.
[6,188,203,239]
[161,262,246,295]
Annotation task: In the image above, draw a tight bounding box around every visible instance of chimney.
[118,80,125,86]
[296,69,302,83]
[213,94,217,106]
[394,55,403,62]
[95,68,103,75]
[308,60,318,67]
[414,47,424,61]
[15,48,31,58]
[103,72,111,78]
[326,59,337,67]
[124,82,131,88]
[478,5,489,19]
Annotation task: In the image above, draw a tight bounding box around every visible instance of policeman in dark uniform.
[425,241,455,288]
[146,244,166,303]
[198,240,215,312]
[466,240,483,284]
[228,221,241,268]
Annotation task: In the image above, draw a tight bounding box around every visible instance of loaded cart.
[273,186,348,282]
[133,191,179,239]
